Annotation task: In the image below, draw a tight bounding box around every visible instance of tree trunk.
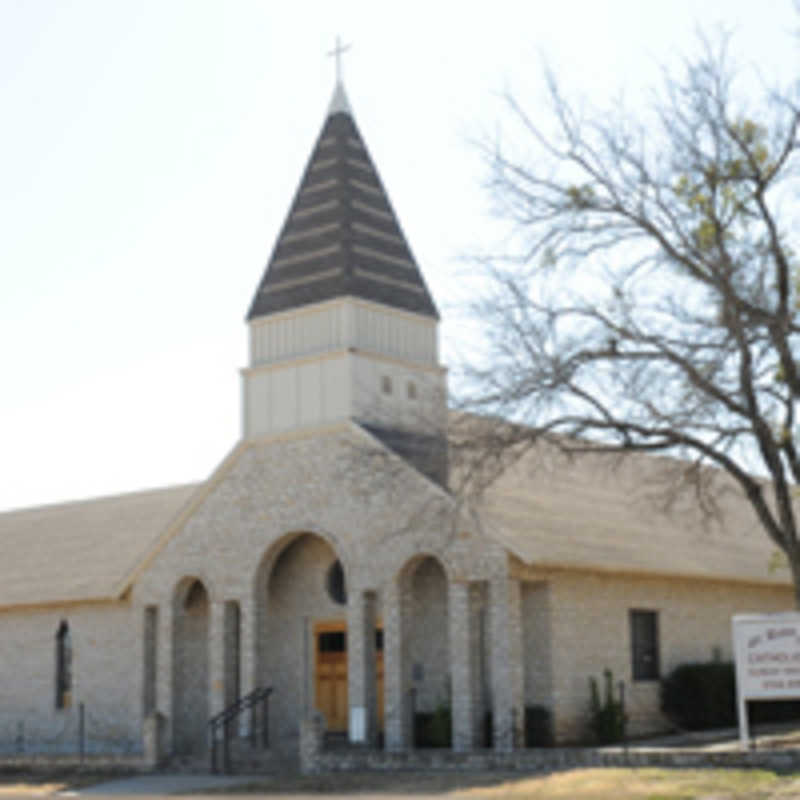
[789,553,800,610]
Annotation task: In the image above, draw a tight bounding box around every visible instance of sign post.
[732,612,800,749]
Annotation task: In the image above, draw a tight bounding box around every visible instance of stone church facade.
[0,81,794,765]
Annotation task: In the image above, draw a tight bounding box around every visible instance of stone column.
[347,589,377,744]
[130,604,146,731]
[383,579,408,751]
[470,583,489,746]
[448,580,475,751]
[208,600,226,720]
[157,600,174,753]
[239,593,257,697]
[489,577,524,752]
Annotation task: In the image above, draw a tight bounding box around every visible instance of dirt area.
[0,770,136,796]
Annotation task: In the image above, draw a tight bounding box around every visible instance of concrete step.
[205,738,294,774]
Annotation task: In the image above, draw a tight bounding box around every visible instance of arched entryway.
[255,532,352,751]
[400,555,450,747]
[172,577,210,754]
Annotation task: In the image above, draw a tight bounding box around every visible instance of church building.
[0,78,793,767]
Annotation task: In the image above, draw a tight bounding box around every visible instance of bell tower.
[241,79,447,482]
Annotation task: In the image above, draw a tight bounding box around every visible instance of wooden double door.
[314,621,384,733]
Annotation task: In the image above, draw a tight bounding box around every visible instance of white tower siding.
[242,297,445,439]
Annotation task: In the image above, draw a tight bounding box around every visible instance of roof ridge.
[0,481,202,517]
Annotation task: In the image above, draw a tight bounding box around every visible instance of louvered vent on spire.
[247,82,439,321]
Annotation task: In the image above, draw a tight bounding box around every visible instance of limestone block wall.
[130,424,507,755]
[514,566,793,742]
[0,602,139,755]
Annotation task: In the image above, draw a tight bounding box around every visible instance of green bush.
[428,702,451,747]
[482,710,493,748]
[661,662,736,730]
[589,669,627,744]
[661,661,800,730]
[413,703,451,747]
[524,705,554,747]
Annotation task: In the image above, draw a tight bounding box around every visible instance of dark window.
[318,631,346,652]
[143,607,157,715]
[375,629,384,651]
[184,580,207,612]
[381,375,392,395]
[326,559,347,605]
[55,620,72,709]
[407,381,417,400]
[630,609,659,681]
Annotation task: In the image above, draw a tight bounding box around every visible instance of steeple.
[246,81,439,321]
[241,77,447,485]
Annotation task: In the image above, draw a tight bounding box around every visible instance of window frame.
[629,609,660,682]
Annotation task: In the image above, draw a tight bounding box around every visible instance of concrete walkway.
[69,773,264,795]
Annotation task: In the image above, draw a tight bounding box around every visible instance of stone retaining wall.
[302,742,800,775]
[0,754,148,773]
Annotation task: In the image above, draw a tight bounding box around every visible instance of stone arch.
[397,553,451,746]
[253,531,350,752]
[252,527,352,601]
[172,576,210,755]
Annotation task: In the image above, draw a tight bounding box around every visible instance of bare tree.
[459,35,800,603]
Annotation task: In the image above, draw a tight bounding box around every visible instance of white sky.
[1,0,797,511]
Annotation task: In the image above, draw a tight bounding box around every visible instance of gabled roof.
[0,483,198,608]
[247,82,439,321]
[478,443,789,586]
[0,427,790,611]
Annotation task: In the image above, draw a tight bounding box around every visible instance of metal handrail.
[209,686,272,773]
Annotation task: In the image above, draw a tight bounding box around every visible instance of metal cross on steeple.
[327,36,351,83]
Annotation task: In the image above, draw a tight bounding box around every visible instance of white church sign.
[732,612,800,747]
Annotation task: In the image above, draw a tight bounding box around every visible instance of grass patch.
[197,767,791,798]
[456,768,783,799]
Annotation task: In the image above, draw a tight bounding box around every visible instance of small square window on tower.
[381,375,392,395]
[407,381,417,400]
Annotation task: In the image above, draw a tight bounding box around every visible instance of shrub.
[662,661,800,730]
[524,705,553,747]
[482,710,493,748]
[428,702,451,747]
[661,662,736,730]
[413,703,451,747]
[589,668,627,744]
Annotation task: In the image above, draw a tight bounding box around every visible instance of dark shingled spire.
[247,82,439,321]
